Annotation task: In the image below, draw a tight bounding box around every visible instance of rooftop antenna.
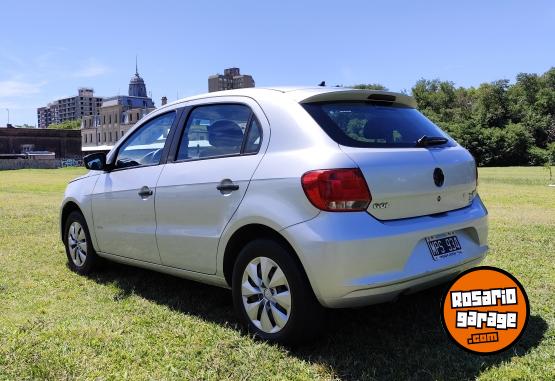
[135,55,139,75]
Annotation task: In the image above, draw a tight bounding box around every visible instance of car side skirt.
[97,251,229,289]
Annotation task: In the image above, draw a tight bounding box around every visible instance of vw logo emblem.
[433,168,445,187]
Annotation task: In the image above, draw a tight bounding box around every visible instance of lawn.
[0,167,553,380]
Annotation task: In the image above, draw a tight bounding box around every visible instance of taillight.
[301,168,371,212]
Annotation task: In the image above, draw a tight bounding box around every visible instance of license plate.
[425,232,462,260]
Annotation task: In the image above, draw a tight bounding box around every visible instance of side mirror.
[83,152,108,171]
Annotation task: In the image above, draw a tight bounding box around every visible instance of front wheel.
[231,239,325,345]
[64,211,100,275]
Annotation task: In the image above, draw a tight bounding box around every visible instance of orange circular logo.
[441,266,529,354]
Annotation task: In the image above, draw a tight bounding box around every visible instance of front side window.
[176,104,252,161]
[115,112,175,168]
[304,102,453,148]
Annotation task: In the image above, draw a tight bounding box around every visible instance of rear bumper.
[282,196,488,308]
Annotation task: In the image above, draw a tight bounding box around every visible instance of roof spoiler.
[298,89,417,108]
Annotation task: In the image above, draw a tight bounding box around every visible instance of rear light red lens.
[301,168,372,212]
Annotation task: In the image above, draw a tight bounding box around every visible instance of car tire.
[63,210,100,275]
[232,238,325,345]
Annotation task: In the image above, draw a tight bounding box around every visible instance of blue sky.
[1,0,554,125]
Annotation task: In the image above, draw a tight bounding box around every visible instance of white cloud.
[0,80,45,97]
[72,60,110,78]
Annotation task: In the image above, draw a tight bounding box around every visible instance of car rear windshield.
[303,102,453,148]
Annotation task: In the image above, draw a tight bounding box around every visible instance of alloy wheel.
[241,256,292,333]
[67,221,87,267]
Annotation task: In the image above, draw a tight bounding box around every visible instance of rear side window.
[243,118,262,154]
[303,102,453,148]
[176,104,262,161]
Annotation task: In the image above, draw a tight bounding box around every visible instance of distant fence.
[0,159,83,170]
[61,159,83,167]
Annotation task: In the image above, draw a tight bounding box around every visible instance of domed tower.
[128,59,147,98]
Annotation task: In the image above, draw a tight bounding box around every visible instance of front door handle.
[138,186,153,199]
[217,179,239,192]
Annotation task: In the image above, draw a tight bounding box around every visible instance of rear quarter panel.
[215,93,358,277]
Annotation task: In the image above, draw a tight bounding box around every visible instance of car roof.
[159,86,417,110]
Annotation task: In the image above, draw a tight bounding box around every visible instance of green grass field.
[0,167,553,380]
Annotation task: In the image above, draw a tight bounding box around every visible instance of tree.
[48,120,81,130]
[474,80,510,128]
[352,83,389,91]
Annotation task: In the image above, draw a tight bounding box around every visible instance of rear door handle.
[217,179,239,192]
[138,186,153,198]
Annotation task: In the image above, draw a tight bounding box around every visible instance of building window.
[136,112,140,121]
[109,115,112,124]
[109,132,112,141]
[115,131,118,140]
[104,132,106,142]
[103,115,105,124]
[129,114,132,122]
[98,133,100,142]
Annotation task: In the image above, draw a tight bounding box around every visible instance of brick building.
[0,128,82,158]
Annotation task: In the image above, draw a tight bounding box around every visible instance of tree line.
[47,119,81,130]
[354,67,555,166]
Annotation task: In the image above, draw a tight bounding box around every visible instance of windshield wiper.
[415,135,448,147]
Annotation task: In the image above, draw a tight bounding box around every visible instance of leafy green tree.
[474,80,510,128]
[352,83,389,91]
[411,79,468,125]
[47,120,81,130]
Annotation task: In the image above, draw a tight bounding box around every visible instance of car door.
[91,111,178,263]
[155,100,267,274]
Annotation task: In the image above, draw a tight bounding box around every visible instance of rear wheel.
[64,211,100,275]
[232,239,324,345]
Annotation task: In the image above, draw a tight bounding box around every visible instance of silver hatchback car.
[61,87,488,344]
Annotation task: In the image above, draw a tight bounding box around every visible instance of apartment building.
[208,67,255,92]
[37,88,103,128]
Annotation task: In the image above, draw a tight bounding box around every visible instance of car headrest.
[363,118,390,142]
[208,120,244,148]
